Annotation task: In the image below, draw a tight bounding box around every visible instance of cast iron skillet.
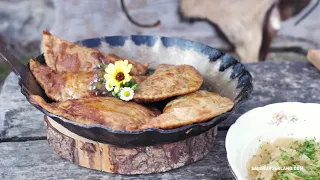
[1,35,253,147]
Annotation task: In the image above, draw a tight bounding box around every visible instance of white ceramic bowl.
[225,102,320,180]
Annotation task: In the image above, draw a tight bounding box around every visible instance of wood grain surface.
[0,131,232,180]
[45,116,218,175]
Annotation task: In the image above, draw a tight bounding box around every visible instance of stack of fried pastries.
[29,30,234,130]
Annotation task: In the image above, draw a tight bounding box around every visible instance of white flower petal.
[119,87,134,101]
[105,81,114,92]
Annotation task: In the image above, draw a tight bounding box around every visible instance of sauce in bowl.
[247,137,320,180]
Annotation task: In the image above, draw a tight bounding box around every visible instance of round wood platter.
[44,116,218,175]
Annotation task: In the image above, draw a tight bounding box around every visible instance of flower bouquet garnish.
[90,60,138,101]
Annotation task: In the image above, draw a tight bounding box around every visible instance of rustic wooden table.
[0,61,319,180]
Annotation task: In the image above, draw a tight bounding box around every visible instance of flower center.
[116,72,125,81]
[124,90,131,97]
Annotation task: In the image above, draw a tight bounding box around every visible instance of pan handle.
[0,42,27,79]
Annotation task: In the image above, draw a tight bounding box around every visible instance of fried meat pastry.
[153,64,175,73]
[133,64,203,102]
[29,59,97,101]
[42,30,148,75]
[30,95,160,130]
[140,90,234,129]
[132,76,148,84]
[30,59,148,101]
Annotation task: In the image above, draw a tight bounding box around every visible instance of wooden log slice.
[44,116,218,175]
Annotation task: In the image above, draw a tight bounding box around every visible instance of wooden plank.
[0,73,46,139]
[0,131,234,180]
[220,60,320,128]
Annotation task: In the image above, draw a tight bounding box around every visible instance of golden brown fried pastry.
[140,90,234,129]
[30,58,150,101]
[42,30,149,75]
[133,64,203,102]
[132,76,148,84]
[30,95,160,130]
[29,59,97,101]
[153,64,175,73]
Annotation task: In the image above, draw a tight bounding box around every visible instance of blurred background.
[0,0,319,90]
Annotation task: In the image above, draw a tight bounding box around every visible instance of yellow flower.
[104,60,132,93]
